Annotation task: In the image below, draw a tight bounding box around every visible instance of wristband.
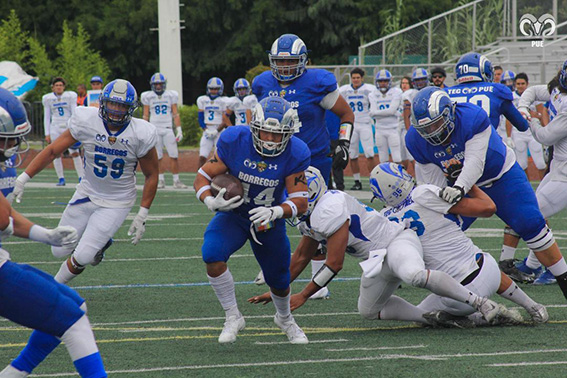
[283,200,297,218]
[196,185,211,201]
[312,264,338,287]
[198,168,212,181]
[18,172,31,184]
[29,224,50,244]
[338,122,353,142]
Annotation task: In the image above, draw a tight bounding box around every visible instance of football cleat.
[472,297,499,323]
[515,258,543,280]
[527,303,549,323]
[492,304,524,326]
[254,270,265,285]
[157,179,165,189]
[56,178,66,186]
[499,259,536,283]
[422,311,475,328]
[533,269,557,285]
[274,314,309,344]
[0,365,29,377]
[218,314,245,344]
[173,180,188,189]
[309,286,330,300]
[350,180,362,191]
[91,239,113,266]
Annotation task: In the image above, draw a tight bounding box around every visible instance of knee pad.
[409,269,428,288]
[526,225,555,252]
[504,226,520,238]
[357,302,380,320]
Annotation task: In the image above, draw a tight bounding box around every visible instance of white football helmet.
[369,163,415,207]
[305,166,327,217]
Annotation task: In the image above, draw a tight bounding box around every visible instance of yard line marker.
[325,344,427,352]
[487,361,567,367]
[255,338,349,345]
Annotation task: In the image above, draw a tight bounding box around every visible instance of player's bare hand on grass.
[248,292,272,305]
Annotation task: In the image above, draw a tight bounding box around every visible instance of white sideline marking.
[20,255,248,265]
[255,338,349,345]
[29,348,567,376]
[325,344,427,352]
[487,361,567,367]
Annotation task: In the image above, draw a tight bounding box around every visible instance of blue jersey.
[325,110,340,141]
[216,126,310,218]
[252,69,337,158]
[446,82,528,131]
[0,156,17,198]
[406,102,508,183]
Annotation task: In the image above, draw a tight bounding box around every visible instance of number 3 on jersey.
[94,154,125,179]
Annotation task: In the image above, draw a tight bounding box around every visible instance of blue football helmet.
[99,79,138,128]
[559,59,567,91]
[370,163,416,207]
[233,78,251,100]
[455,52,494,84]
[250,96,301,157]
[412,68,430,90]
[0,88,31,165]
[150,73,167,95]
[269,34,308,82]
[411,86,456,146]
[207,77,224,99]
[501,70,516,91]
[375,69,392,93]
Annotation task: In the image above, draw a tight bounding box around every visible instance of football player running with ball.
[193,97,311,344]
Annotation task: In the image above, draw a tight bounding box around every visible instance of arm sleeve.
[454,126,491,192]
[415,162,447,187]
[518,85,551,108]
[413,185,452,214]
[530,112,567,145]
[501,100,529,131]
[319,88,340,110]
[369,92,402,117]
[198,111,206,129]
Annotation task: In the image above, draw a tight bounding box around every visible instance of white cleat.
[308,286,330,300]
[527,303,549,324]
[218,315,245,344]
[492,304,524,325]
[0,365,29,377]
[157,179,166,189]
[254,270,265,285]
[274,314,309,344]
[472,297,499,323]
[173,180,188,189]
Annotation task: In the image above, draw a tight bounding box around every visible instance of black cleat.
[350,180,362,190]
[423,311,475,329]
[499,259,536,283]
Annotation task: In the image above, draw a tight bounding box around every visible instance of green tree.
[0,9,29,64]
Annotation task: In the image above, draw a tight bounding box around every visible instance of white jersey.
[381,185,479,281]
[370,87,403,129]
[298,190,404,260]
[338,84,375,124]
[42,91,77,135]
[197,95,228,127]
[141,90,179,129]
[226,96,250,126]
[68,107,157,208]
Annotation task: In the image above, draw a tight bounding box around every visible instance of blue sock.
[11,330,61,373]
[73,352,107,378]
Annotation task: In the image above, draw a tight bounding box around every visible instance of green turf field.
[1,170,566,377]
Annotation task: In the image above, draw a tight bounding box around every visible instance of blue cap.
[90,76,103,83]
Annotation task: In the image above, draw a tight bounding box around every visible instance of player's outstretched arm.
[447,185,496,218]
[128,147,159,245]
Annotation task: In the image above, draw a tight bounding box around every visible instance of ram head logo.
[520,13,556,37]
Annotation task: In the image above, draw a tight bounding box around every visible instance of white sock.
[526,250,542,269]
[499,282,537,310]
[72,156,84,179]
[547,258,567,277]
[60,315,99,361]
[500,245,516,261]
[53,158,64,179]
[353,173,361,181]
[158,174,165,181]
[381,295,427,323]
[208,269,239,317]
[424,270,479,305]
[173,174,180,182]
[311,258,326,278]
[270,292,291,319]
[54,259,80,284]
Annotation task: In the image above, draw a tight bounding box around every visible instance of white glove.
[12,172,30,204]
[517,106,532,121]
[128,207,149,245]
[439,185,465,205]
[248,206,284,226]
[29,225,78,248]
[204,129,218,140]
[203,188,243,212]
[175,126,183,143]
[506,137,515,149]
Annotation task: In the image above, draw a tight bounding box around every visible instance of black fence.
[21,101,45,142]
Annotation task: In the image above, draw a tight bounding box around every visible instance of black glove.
[332,141,349,170]
[445,162,463,186]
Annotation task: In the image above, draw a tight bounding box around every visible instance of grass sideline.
[1,170,566,377]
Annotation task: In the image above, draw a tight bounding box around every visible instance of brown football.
[210,174,244,200]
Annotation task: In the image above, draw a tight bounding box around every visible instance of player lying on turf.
[249,166,520,326]
[193,96,312,344]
